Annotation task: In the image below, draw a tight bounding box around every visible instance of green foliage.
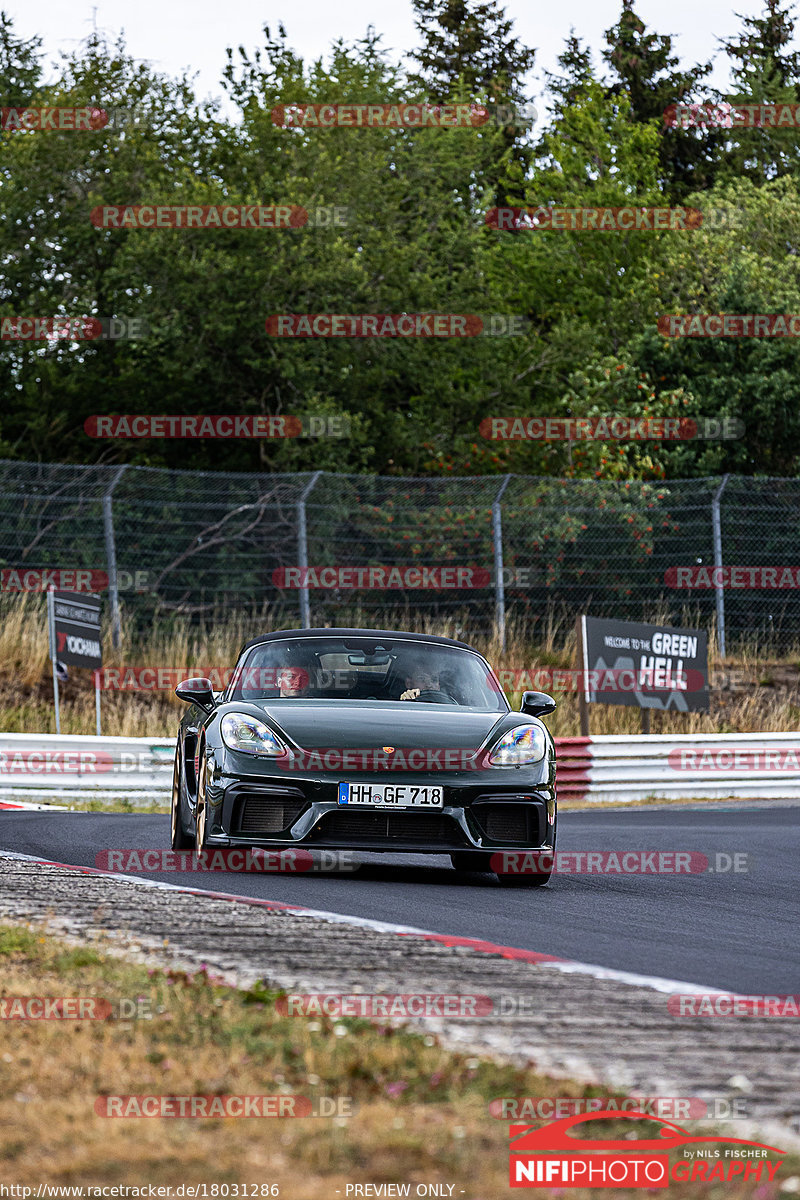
[0,926,39,956]
[601,0,716,200]
[1,2,800,480]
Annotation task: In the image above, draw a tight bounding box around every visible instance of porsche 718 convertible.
[170,628,558,884]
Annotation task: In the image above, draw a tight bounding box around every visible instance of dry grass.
[1,922,794,1196]
[2,596,800,736]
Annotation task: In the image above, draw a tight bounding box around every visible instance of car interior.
[232,640,498,707]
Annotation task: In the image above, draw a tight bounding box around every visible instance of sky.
[5,0,789,112]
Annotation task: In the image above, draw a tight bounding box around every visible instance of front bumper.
[202,760,557,854]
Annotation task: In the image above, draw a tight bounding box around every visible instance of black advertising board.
[48,589,102,669]
[580,616,708,712]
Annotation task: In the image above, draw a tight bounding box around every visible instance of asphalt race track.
[1,804,797,996]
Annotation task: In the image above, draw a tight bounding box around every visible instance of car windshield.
[226,636,506,710]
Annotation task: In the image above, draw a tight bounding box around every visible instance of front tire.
[194,746,209,853]
[170,747,193,850]
[495,828,556,887]
[451,848,554,884]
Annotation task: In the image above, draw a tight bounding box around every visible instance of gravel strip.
[1,853,797,1150]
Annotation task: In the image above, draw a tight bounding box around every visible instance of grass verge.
[0,923,797,1197]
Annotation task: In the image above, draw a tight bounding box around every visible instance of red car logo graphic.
[510,1110,784,1154]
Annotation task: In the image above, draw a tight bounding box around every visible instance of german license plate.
[338,782,443,807]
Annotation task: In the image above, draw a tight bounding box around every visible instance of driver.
[399,653,444,701]
[277,665,310,697]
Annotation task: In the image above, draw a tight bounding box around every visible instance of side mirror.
[175,677,216,709]
[520,690,556,717]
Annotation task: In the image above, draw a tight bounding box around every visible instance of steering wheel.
[415,689,454,703]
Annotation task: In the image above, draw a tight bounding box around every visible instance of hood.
[237,699,507,751]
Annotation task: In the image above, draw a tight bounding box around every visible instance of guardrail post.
[492,475,512,650]
[297,471,322,628]
[712,474,730,658]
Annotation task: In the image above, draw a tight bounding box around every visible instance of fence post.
[712,474,730,658]
[492,475,512,650]
[297,471,322,628]
[103,465,128,649]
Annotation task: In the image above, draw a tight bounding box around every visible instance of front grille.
[315,810,454,843]
[237,791,306,835]
[471,802,539,844]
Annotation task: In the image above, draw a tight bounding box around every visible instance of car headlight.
[488,724,546,766]
[220,713,285,757]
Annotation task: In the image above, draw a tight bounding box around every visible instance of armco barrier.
[0,733,174,803]
[0,732,797,806]
[560,733,800,802]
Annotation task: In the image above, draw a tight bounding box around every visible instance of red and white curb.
[0,799,68,811]
[0,848,728,999]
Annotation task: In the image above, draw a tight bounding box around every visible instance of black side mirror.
[520,690,556,717]
[175,677,216,709]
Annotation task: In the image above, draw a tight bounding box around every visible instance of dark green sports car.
[170,628,557,885]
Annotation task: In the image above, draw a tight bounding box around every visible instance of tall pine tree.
[408,0,534,102]
[602,0,717,200]
[719,0,800,182]
[0,10,42,105]
[408,0,536,208]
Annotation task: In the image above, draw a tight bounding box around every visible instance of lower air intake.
[317,810,452,842]
[237,793,306,835]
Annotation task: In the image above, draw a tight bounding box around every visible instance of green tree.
[638,175,800,475]
[718,0,800,183]
[408,0,536,208]
[0,9,42,104]
[408,0,535,102]
[602,0,717,200]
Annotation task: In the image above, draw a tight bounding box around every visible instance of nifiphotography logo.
[508,1112,785,1188]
